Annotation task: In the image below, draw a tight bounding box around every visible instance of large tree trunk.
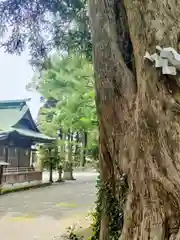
[80,131,88,168]
[63,129,75,180]
[57,165,63,182]
[49,158,53,183]
[56,128,64,182]
[74,131,80,167]
[89,0,180,239]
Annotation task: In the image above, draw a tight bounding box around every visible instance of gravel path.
[0,173,97,240]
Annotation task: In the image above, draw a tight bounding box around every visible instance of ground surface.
[0,172,97,240]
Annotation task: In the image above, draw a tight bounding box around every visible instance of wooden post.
[17,148,20,170]
[0,165,3,193]
[0,162,9,193]
[5,147,8,163]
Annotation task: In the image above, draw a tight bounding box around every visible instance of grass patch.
[56,202,78,208]
[1,182,52,195]
[9,214,35,221]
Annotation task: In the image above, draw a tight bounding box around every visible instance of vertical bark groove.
[89,0,135,239]
[89,0,180,239]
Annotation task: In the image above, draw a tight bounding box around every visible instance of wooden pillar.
[5,147,8,163]
[49,158,53,183]
[0,166,3,183]
[17,148,20,169]
[0,165,3,193]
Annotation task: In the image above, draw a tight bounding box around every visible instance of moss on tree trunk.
[89,0,180,239]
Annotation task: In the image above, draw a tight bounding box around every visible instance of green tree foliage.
[37,106,58,137]
[31,54,98,167]
[0,0,94,172]
[0,0,91,64]
[41,54,96,131]
[38,141,61,182]
[38,143,59,170]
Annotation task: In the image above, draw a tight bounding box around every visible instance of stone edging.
[0,182,52,195]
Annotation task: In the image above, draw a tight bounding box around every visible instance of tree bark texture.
[81,131,88,167]
[49,159,53,183]
[89,0,180,239]
[57,166,63,182]
[63,129,74,180]
[74,131,80,167]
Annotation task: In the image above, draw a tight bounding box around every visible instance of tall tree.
[38,141,60,183]
[1,0,180,239]
[0,0,91,63]
[32,54,97,171]
[89,1,180,239]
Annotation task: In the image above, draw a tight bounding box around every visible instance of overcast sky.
[0,49,41,119]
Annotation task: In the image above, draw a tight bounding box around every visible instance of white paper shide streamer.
[144,46,180,75]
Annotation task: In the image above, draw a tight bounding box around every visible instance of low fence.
[3,167,34,173]
[2,169,42,184]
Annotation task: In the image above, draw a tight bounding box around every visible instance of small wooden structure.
[0,99,54,185]
[0,161,9,190]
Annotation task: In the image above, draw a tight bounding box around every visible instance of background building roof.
[0,99,54,143]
